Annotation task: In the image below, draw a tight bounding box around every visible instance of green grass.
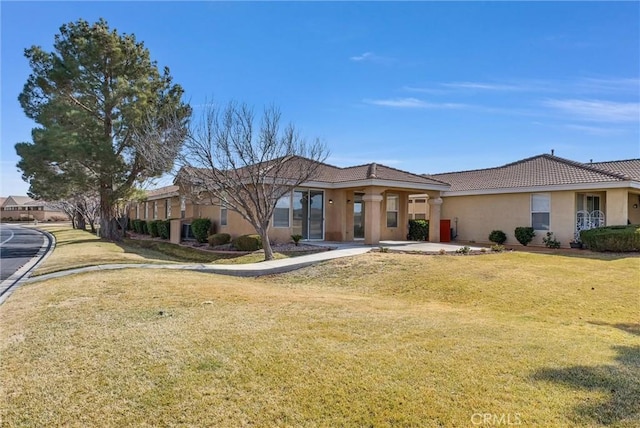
[1,251,638,426]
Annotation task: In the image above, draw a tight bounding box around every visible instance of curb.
[0,227,56,306]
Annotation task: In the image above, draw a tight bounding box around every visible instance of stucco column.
[362,193,383,245]
[606,189,629,226]
[170,219,182,244]
[428,197,443,242]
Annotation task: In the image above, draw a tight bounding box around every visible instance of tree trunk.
[75,211,86,230]
[260,228,274,261]
[99,184,121,241]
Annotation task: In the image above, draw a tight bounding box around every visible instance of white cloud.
[349,52,394,64]
[563,124,624,136]
[440,81,525,91]
[542,99,640,123]
[575,77,640,94]
[364,98,468,109]
[350,52,374,61]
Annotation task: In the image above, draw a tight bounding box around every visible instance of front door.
[353,193,365,239]
[293,189,324,240]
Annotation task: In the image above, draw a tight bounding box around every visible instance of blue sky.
[2,1,639,196]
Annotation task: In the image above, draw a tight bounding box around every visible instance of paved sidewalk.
[25,240,487,284]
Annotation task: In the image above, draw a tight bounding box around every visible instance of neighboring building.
[0,195,70,222]
[411,154,640,247]
[128,153,639,248]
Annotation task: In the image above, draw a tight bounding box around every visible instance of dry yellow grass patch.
[1,252,638,427]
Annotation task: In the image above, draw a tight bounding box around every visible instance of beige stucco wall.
[441,191,581,247]
[606,188,629,226]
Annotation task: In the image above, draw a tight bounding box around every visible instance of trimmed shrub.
[191,218,212,243]
[132,219,142,234]
[408,219,429,241]
[580,225,640,252]
[233,234,263,251]
[141,220,149,235]
[488,230,507,245]
[514,227,535,246]
[491,244,505,252]
[148,220,160,238]
[542,232,561,249]
[157,220,170,240]
[208,233,231,247]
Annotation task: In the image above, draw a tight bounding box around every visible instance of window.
[531,193,550,230]
[220,198,228,226]
[386,194,399,228]
[180,197,186,219]
[166,198,171,218]
[153,201,158,219]
[273,194,291,228]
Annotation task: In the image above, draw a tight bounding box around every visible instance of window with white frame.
[273,193,291,228]
[180,196,186,219]
[531,193,550,231]
[386,194,399,228]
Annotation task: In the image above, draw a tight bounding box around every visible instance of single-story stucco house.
[129,153,639,248]
[0,195,70,222]
[411,154,640,246]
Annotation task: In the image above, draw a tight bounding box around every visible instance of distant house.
[127,153,639,248]
[411,154,640,246]
[0,195,70,222]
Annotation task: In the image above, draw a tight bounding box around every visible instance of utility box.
[440,219,451,242]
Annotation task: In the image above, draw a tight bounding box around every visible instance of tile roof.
[145,185,180,199]
[430,154,637,192]
[178,156,448,188]
[590,159,640,181]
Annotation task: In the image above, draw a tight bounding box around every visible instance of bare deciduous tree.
[182,102,328,261]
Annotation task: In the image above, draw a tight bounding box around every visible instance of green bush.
[291,234,303,246]
[542,232,561,249]
[157,220,170,240]
[490,244,505,252]
[233,234,263,251]
[148,220,160,238]
[191,218,212,243]
[132,219,142,234]
[455,246,471,255]
[514,227,535,246]
[488,230,507,245]
[208,233,231,247]
[580,225,640,252]
[408,219,429,241]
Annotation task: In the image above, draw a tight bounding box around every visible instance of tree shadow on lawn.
[521,249,639,262]
[531,343,640,426]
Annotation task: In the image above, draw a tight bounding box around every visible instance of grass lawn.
[32,225,300,276]
[1,249,638,426]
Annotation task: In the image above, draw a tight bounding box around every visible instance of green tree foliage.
[15,19,191,240]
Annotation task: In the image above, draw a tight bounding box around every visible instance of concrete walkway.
[26,240,484,283]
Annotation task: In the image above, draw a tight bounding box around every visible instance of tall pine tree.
[16,19,191,240]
